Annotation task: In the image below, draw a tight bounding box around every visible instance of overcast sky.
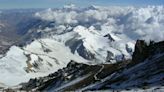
[0,0,163,9]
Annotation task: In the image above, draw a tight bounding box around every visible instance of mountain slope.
[20,40,164,92]
[0,5,164,88]
[0,38,89,86]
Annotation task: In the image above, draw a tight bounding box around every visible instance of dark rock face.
[76,43,95,60]
[150,41,164,54]
[132,40,164,65]
[132,40,149,64]
[106,51,114,62]
[104,34,115,41]
[65,39,95,60]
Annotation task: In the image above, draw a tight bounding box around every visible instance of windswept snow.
[73,26,130,62]
[0,39,89,86]
[23,38,89,66]
[0,46,28,86]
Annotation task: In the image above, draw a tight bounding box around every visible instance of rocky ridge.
[16,40,164,92]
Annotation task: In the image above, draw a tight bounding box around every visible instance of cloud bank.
[35,5,164,42]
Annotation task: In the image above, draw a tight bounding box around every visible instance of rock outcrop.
[132,40,164,65]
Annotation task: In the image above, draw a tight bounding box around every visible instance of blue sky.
[0,0,163,9]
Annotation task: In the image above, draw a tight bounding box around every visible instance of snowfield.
[0,39,89,86]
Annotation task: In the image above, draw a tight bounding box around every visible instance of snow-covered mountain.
[20,40,164,92]
[0,5,164,87]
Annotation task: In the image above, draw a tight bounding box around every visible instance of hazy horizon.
[0,0,163,9]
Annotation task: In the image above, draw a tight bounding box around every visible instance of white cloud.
[35,5,164,42]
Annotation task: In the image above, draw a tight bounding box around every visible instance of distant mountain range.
[0,5,163,91]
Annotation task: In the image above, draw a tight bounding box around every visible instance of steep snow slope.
[0,46,28,86]
[23,38,89,72]
[48,25,134,63]
[0,39,89,86]
[73,26,133,62]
